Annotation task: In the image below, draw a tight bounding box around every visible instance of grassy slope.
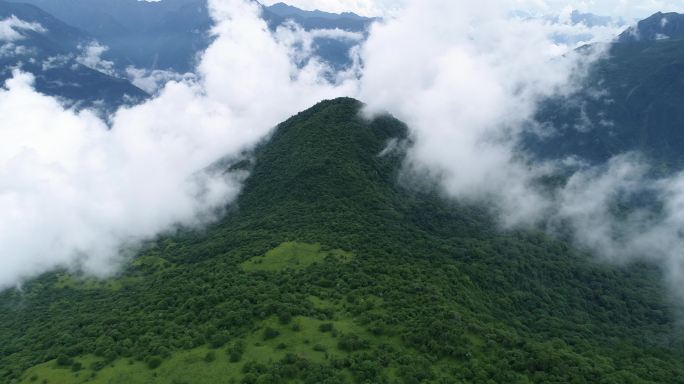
[2,98,684,383]
[241,242,353,272]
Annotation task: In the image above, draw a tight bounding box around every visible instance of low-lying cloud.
[0,15,45,42]
[76,42,116,76]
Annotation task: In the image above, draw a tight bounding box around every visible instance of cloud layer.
[0,15,45,42]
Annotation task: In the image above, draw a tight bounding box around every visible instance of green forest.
[1,98,683,383]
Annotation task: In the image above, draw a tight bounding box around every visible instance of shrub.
[56,355,72,367]
[278,312,292,325]
[263,327,280,340]
[229,350,242,363]
[338,334,369,352]
[146,356,162,370]
[204,351,216,363]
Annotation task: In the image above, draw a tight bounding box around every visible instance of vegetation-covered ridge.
[2,97,684,383]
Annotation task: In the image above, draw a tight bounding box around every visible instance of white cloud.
[76,42,116,76]
[0,15,46,42]
[41,54,73,71]
[125,67,197,94]
[0,42,34,58]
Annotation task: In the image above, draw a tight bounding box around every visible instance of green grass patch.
[241,242,353,272]
[19,314,377,384]
[54,274,139,291]
[20,347,241,384]
[131,254,172,271]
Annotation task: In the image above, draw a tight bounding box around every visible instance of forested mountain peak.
[238,98,407,214]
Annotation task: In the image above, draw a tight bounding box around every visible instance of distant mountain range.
[0,0,374,110]
[8,0,375,73]
[0,0,147,111]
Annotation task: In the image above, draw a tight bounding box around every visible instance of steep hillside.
[1,98,683,383]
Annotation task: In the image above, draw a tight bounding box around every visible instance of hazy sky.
[260,0,684,19]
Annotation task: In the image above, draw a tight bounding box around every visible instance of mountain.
[0,0,147,111]
[618,12,684,42]
[267,2,367,21]
[9,0,374,72]
[266,1,376,31]
[2,98,683,383]
[6,0,212,72]
[568,10,617,27]
[528,12,684,170]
